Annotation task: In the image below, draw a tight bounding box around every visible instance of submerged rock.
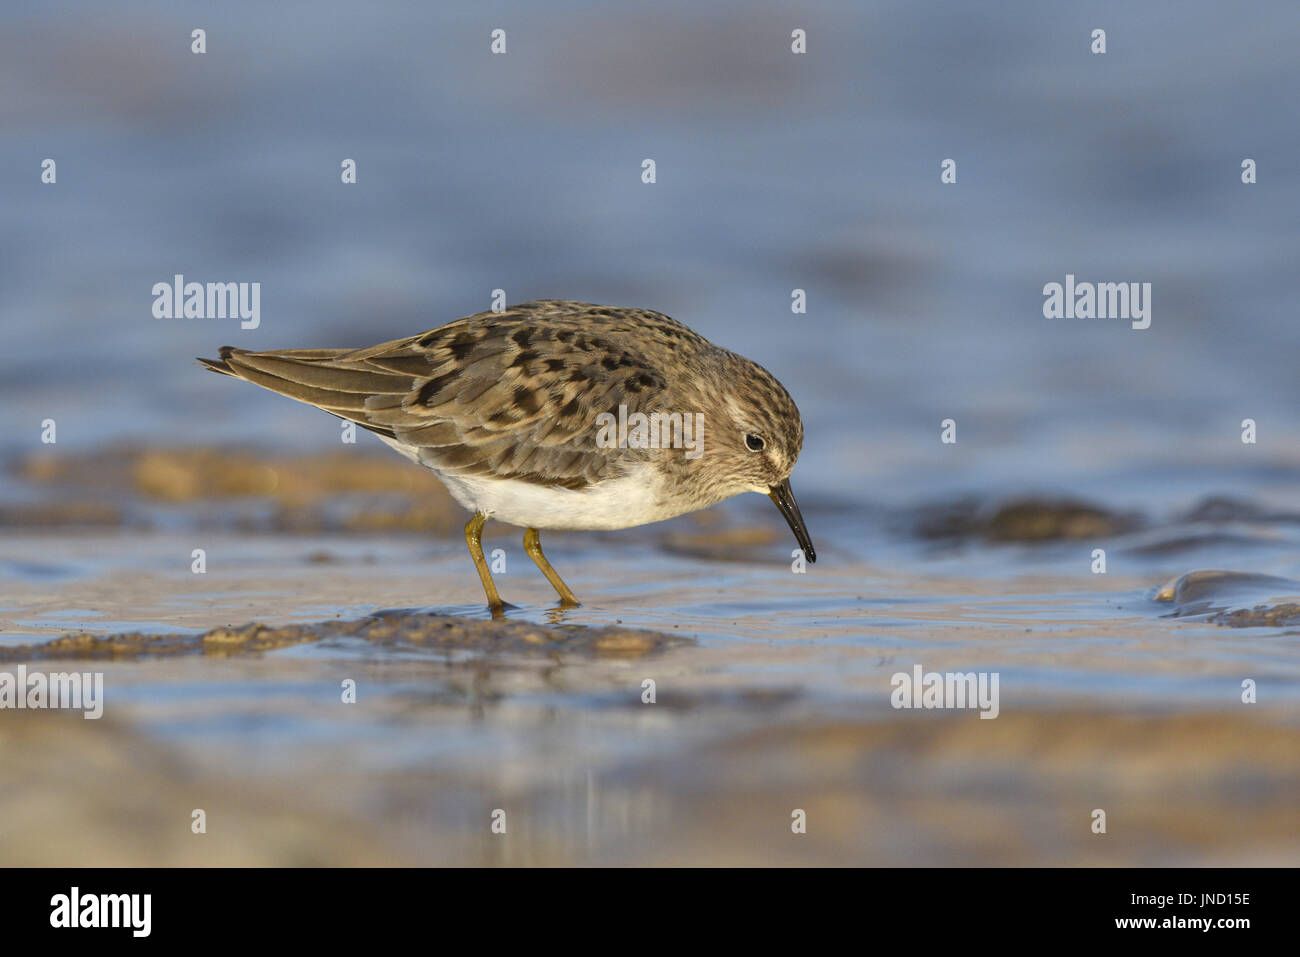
[0,610,686,662]
[1153,569,1297,604]
[1214,604,1300,627]
[916,496,1140,543]
[6,445,463,534]
[1155,569,1300,625]
[660,525,782,562]
[1177,495,1300,525]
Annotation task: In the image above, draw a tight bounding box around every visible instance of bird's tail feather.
[197,345,413,438]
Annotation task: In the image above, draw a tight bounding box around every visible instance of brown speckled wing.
[205,301,704,490]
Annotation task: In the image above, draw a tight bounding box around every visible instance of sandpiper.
[200,300,814,614]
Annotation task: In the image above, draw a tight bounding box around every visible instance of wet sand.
[5,669,1296,866]
[3,448,1300,865]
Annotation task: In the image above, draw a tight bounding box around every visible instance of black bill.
[768,478,816,563]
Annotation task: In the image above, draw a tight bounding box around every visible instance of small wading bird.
[200,300,814,615]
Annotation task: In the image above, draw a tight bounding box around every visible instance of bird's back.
[200,300,715,491]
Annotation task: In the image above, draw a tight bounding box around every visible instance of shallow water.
[5,465,1300,864]
[2,0,1300,864]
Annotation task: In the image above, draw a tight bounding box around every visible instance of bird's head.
[698,352,816,563]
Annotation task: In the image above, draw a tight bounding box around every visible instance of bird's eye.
[745,433,765,452]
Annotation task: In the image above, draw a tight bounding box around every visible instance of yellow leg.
[465,512,505,616]
[523,527,580,607]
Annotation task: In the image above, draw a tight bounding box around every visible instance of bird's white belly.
[372,433,685,530]
[439,466,674,530]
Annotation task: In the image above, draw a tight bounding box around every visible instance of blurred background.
[2,0,1298,504]
[1,0,1299,866]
